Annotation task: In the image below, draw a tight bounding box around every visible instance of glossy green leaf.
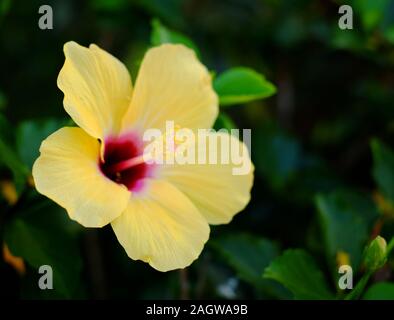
[352,0,390,31]
[214,67,276,106]
[315,191,377,270]
[0,138,29,192]
[384,24,394,44]
[212,234,278,284]
[264,249,334,300]
[212,234,290,299]
[4,196,83,298]
[371,139,394,204]
[0,137,28,178]
[213,113,236,131]
[0,0,11,20]
[16,118,66,170]
[150,19,200,56]
[0,114,27,191]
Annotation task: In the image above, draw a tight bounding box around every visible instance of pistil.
[105,153,152,175]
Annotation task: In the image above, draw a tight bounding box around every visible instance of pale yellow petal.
[121,44,218,132]
[58,41,133,139]
[111,179,210,272]
[32,127,130,227]
[160,131,254,224]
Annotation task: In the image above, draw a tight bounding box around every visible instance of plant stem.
[179,268,190,300]
[345,270,373,300]
[84,229,108,299]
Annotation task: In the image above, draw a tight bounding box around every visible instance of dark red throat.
[99,133,153,192]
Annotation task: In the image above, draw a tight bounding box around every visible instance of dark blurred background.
[0,0,393,299]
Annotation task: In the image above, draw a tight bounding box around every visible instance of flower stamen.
[105,153,152,175]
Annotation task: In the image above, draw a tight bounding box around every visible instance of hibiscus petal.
[160,131,254,224]
[58,41,133,140]
[111,179,210,272]
[32,127,130,227]
[122,44,218,132]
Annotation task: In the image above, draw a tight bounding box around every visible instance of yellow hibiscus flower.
[32,41,254,272]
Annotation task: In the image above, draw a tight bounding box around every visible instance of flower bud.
[364,236,387,272]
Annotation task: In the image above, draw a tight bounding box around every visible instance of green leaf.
[363,282,394,300]
[264,249,334,300]
[315,191,377,270]
[0,137,29,192]
[213,113,236,131]
[150,19,200,56]
[213,67,276,107]
[352,0,390,31]
[16,118,66,169]
[371,139,394,204]
[212,234,278,284]
[383,25,394,44]
[0,114,27,191]
[18,267,87,299]
[0,0,11,20]
[211,234,290,299]
[4,196,83,298]
[0,137,27,176]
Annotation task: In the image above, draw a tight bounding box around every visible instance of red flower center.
[99,133,154,192]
